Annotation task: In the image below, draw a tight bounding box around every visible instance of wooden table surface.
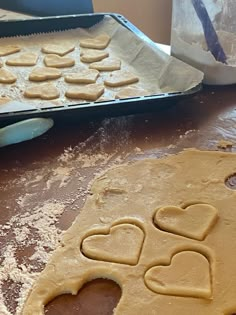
[1,8,236,315]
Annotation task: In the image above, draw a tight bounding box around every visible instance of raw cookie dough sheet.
[0,15,203,113]
[22,149,236,315]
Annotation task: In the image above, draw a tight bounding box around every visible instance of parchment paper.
[0,15,203,114]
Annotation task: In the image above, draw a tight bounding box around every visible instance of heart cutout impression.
[154,203,218,241]
[145,251,212,299]
[81,223,144,265]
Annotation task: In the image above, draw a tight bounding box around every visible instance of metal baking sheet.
[0,13,203,124]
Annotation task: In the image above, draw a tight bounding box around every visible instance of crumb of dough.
[217,140,233,149]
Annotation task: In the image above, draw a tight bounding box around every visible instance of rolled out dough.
[23,150,236,315]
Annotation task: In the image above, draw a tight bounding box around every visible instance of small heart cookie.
[104,70,139,87]
[24,83,59,100]
[44,54,75,68]
[65,83,104,101]
[41,44,75,56]
[116,86,149,99]
[0,68,17,84]
[6,52,38,66]
[82,223,144,265]
[0,96,12,105]
[0,45,21,56]
[29,67,62,82]
[80,49,109,63]
[89,58,121,71]
[154,204,218,241]
[80,33,111,49]
[145,251,212,299]
[64,69,99,84]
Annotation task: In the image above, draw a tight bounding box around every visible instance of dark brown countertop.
[1,84,236,314]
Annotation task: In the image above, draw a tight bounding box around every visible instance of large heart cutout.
[65,83,104,101]
[104,70,139,87]
[89,58,121,71]
[0,68,17,84]
[42,44,75,56]
[81,223,144,265]
[6,52,38,66]
[154,203,218,241]
[0,45,21,56]
[44,54,75,68]
[29,67,62,82]
[145,251,212,299]
[24,83,59,100]
[80,33,111,49]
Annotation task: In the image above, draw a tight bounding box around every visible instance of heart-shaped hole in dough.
[145,251,212,299]
[81,223,145,265]
[154,203,218,241]
[44,54,75,68]
[45,279,121,315]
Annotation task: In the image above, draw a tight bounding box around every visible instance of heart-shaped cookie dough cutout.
[0,96,12,105]
[0,45,21,56]
[29,67,62,82]
[42,44,75,56]
[82,223,144,265]
[64,69,99,84]
[6,52,38,66]
[104,70,139,87]
[145,251,212,298]
[0,68,17,84]
[24,83,59,100]
[154,204,218,241]
[116,86,149,99]
[80,33,111,49]
[65,83,104,101]
[80,49,109,63]
[89,58,121,71]
[44,54,75,68]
